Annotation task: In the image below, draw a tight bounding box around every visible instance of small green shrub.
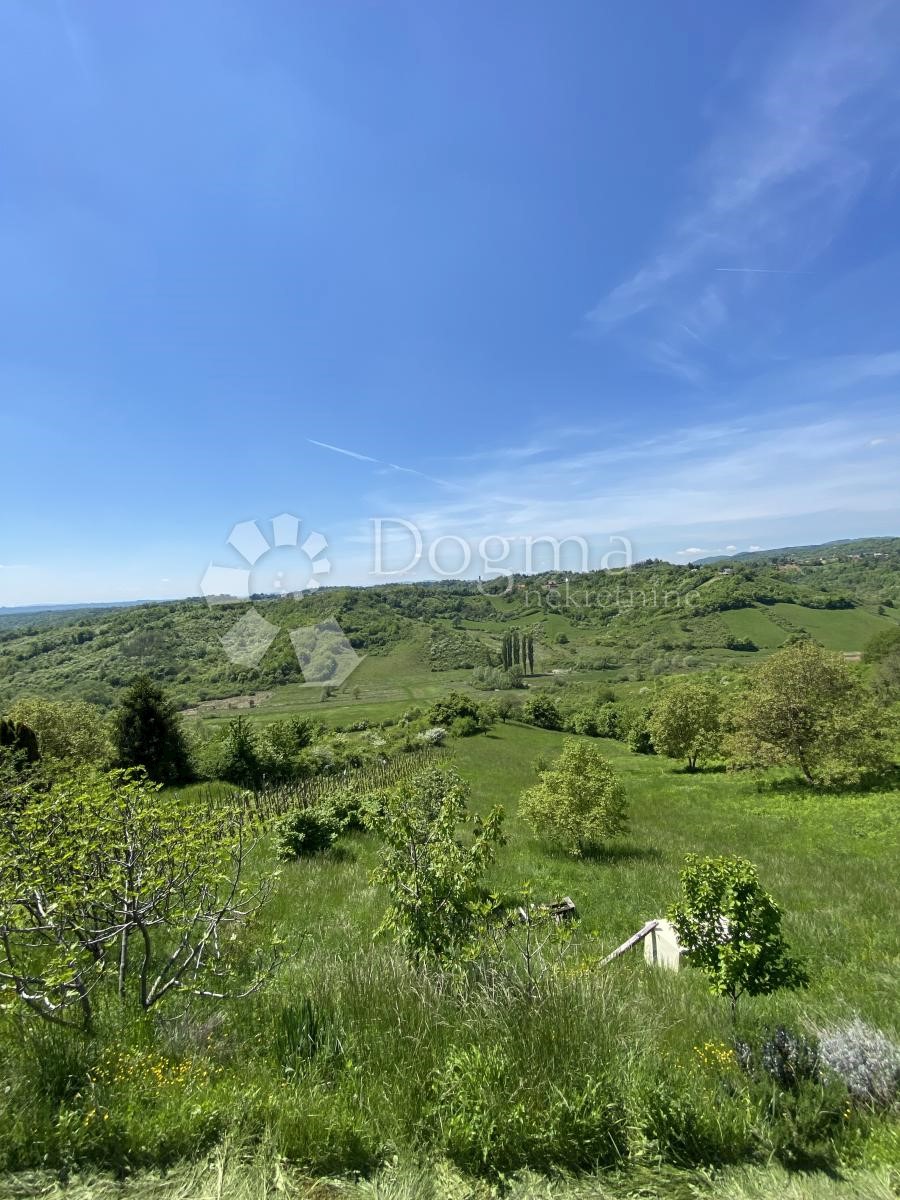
[274,806,339,859]
[521,694,562,730]
[593,702,620,738]
[450,715,480,738]
[568,708,600,736]
[520,737,627,855]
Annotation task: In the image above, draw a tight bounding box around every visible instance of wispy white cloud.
[587,0,900,380]
[343,354,900,572]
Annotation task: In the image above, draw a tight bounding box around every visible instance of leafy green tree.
[873,648,900,701]
[649,677,721,771]
[521,693,562,730]
[669,854,807,1018]
[7,697,112,767]
[371,768,504,963]
[520,737,627,856]
[728,641,890,785]
[618,701,655,754]
[258,716,315,781]
[0,718,39,769]
[217,716,264,788]
[113,676,191,784]
[862,626,900,664]
[526,632,535,675]
[0,769,276,1031]
[427,692,493,731]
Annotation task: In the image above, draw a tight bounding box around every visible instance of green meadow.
[2,721,897,1197]
[2,547,900,1196]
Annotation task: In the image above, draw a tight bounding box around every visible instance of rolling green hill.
[1,537,898,712]
[700,535,900,565]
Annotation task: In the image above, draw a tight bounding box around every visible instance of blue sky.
[2,0,900,604]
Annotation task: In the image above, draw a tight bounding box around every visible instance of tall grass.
[1,945,894,1179]
[0,723,896,1188]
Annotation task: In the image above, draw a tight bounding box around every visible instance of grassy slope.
[258,719,898,1034]
[719,607,788,648]
[12,724,895,1198]
[766,603,896,650]
[417,725,897,1022]
[1,732,897,1196]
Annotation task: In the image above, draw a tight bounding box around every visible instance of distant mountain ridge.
[0,600,147,616]
[699,536,900,565]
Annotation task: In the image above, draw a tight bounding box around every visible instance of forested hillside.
[1,538,898,708]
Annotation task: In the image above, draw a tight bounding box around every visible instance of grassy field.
[720,607,789,649]
[288,722,900,1025]
[2,722,897,1196]
[765,604,897,651]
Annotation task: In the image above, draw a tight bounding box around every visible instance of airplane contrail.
[308,439,455,488]
[713,267,804,274]
[307,439,379,463]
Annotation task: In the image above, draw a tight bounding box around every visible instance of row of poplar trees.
[501,629,535,675]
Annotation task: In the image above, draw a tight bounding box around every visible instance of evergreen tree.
[527,633,535,675]
[113,676,192,784]
[0,718,39,768]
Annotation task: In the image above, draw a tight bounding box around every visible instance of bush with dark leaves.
[734,1027,821,1090]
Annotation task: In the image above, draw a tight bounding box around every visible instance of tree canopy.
[728,641,891,786]
[520,737,627,855]
[649,677,721,771]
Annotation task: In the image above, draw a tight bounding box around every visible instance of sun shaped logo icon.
[200,515,362,685]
